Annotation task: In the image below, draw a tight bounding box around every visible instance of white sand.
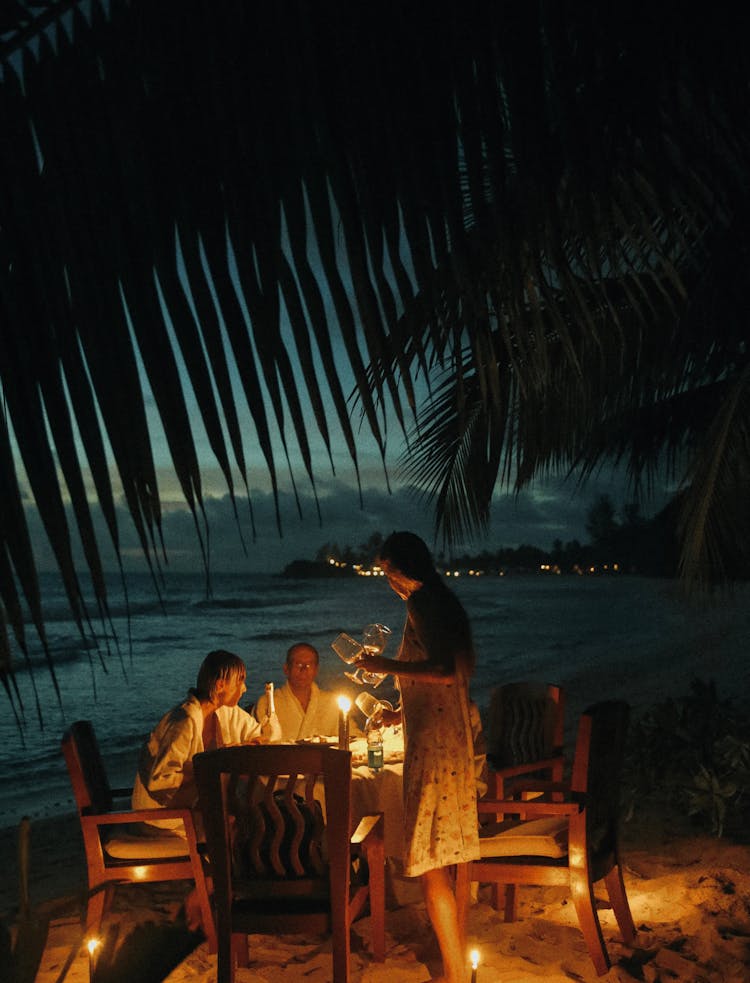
[3,801,749,983]
[4,609,750,983]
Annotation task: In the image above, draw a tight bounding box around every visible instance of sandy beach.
[3,582,749,982]
[2,792,749,983]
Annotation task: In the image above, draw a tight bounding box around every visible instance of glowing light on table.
[337,695,351,748]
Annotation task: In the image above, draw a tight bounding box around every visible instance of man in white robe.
[254,642,341,741]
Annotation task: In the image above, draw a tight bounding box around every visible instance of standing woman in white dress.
[360,531,480,983]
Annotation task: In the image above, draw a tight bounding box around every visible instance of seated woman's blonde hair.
[195,649,246,702]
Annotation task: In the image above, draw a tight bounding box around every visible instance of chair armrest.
[351,812,384,847]
[489,754,565,781]
[82,807,197,827]
[477,797,580,817]
[500,778,571,796]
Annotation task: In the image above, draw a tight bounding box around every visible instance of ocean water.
[2,571,748,831]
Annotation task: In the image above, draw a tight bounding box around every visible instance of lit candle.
[337,695,351,748]
[87,936,101,976]
[470,948,479,983]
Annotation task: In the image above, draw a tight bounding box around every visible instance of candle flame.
[86,937,101,957]
[470,948,480,969]
[337,695,351,713]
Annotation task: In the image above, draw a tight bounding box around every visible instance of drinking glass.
[332,632,369,684]
[332,625,392,687]
[360,623,391,686]
[354,691,394,727]
[343,667,366,685]
[331,631,364,664]
[362,623,391,655]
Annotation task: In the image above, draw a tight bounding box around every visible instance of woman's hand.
[358,653,391,673]
[380,707,402,727]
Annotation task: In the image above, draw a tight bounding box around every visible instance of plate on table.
[295,736,339,745]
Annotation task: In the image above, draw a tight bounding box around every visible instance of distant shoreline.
[280,557,650,579]
[281,559,357,578]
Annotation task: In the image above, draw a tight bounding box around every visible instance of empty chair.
[486,681,566,797]
[456,700,636,976]
[193,743,385,983]
[62,720,214,948]
[482,682,565,910]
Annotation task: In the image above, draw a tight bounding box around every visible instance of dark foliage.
[1,4,748,717]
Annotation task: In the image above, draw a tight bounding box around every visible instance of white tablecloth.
[299,729,406,861]
[349,729,405,861]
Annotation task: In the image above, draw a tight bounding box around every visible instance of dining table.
[297,726,406,862]
[348,727,405,862]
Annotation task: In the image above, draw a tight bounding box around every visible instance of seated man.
[133,648,263,834]
[254,642,341,741]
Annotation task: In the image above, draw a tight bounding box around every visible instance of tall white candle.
[337,695,351,748]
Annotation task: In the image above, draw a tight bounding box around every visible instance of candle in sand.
[470,948,479,983]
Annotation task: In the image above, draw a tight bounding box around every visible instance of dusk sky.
[10,227,680,578]
[24,380,675,575]
[4,93,678,580]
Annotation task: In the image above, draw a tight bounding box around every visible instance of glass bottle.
[366,724,384,770]
[260,681,283,743]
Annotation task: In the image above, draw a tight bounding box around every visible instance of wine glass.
[331,631,365,664]
[360,623,391,686]
[354,691,394,728]
[362,623,391,655]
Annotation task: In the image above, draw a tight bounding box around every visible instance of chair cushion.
[477,816,568,859]
[103,830,191,860]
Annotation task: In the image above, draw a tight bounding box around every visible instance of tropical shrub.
[623,679,750,837]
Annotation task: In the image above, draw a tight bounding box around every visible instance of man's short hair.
[285,643,320,667]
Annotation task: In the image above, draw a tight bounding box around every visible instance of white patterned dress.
[398,580,480,877]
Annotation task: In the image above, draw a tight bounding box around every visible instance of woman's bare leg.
[421,866,466,982]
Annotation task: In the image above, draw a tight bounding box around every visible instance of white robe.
[132,691,262,831]
[254,681,340,741]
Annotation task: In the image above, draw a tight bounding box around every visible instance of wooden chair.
[62,720,214,949]
[193,743,385,983]
[486,681,566,802]
[456,701,637,976]
[482,682,565,909]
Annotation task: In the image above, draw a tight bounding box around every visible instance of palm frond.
[0,1,748,716]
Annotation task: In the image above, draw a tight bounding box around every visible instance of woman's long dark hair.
[381,531,475,674]
[379,531,437,582]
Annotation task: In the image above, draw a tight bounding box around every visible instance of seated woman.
[132,649,263,836]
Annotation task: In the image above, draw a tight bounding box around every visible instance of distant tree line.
[314,532,385,569]
[313,498,685,577]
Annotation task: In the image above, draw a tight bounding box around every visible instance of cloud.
[23,465,676,576]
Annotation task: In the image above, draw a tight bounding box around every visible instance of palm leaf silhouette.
[0,3,747,716]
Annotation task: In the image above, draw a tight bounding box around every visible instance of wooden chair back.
[64,719,115,814]
[484,682,565,845]
[571,699,630,881]
[193,743,385,983]
[487,681,564,768]
[62,720,214,949]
